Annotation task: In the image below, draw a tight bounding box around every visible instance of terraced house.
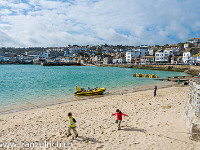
[155,49,173,63]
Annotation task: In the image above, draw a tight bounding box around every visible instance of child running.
[112,109,128,130]
[67,112,78,138]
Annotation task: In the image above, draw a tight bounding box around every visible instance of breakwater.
[41,62,81,66]
[96,64,200,76]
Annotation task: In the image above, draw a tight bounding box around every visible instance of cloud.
[0,29,22,46]
[0,9,12,15]
[0,0,200,47]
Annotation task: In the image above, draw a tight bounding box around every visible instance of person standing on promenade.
[67,112,78,138]
[112,109,128,130]
[154,86,157,96]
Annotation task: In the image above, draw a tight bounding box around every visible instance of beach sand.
[1,86,200,149]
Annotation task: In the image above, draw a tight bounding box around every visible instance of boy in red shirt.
[112,109,128,130]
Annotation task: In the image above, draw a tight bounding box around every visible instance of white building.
[188,38,200,46]
[190,54,200,64]
[126,49,146,63]
[184,43,189,49]
[47,47,65,52]
[29,55,39,59]
[182,52,190,63]
[0,56,9,62]
[16,55,24,60]
[113,57,126,64]
[140,56,155,64]
[39,52,48,59]
[155,49,173,63]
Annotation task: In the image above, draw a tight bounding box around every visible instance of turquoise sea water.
[0,65,187,114]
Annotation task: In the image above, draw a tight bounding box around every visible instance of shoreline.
[0,80,177,116]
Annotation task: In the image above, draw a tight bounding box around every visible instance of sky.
[0,0,200,47]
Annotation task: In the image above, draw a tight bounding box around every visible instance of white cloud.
[0,9,12,15]
[0,0,200,47]
[0,0,9,6]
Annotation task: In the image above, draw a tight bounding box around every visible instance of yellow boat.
[132,73,145,77]
[74,86,106,95]
[132,73,158,78]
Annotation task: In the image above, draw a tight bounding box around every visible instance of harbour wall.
[186,79,200,140]
[41,62,81,66]
[96,64,200,76]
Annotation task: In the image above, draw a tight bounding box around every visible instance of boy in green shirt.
[67,112,78,138]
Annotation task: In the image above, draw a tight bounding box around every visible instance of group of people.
[66,109,128,138]
[178,80,189,86]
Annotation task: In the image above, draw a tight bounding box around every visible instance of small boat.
[132,73,158,78]
[132,73,145,77]
[74,86,106,96]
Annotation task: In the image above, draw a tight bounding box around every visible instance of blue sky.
[0,0,200,47]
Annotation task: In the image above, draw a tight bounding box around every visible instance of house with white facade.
[39,52,48,59]
[126,49,146,63]
[0,56,8,62]
[16,55,24,61]
[188,38,200,47]
[155,49,173,63]
[190,53,200,64]
[140,56,155,64]
[182,52,190,63]
[94,55,102,64]
[184,43,189,49]
[113,57,126,64]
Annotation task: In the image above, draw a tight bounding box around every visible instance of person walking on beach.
[154,86,157,96]
[67,112,78,138]
[112,109,128,130]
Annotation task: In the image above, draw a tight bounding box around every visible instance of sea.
[0,65,188,114]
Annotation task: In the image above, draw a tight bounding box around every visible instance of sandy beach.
[1,86,200,149]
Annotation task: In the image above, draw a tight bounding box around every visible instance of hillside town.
[0,38,200,65]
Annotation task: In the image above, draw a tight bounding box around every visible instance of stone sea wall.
[186,79,200,140]
[97,64,200,76]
